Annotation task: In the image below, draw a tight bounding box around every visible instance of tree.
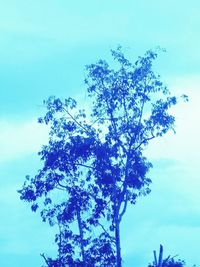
[19,47,187,266]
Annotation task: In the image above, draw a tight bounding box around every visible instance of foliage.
[19,47,186,266]
[148,257,186,267]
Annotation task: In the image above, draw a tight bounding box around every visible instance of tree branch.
[40,253,50,266]
[119,191,128,223]
[97,222,115,244]
[76,163,94,169]
[76,208,86,265]
[133,134,155,151]
[57,181,68,189]
[62,107,91,135]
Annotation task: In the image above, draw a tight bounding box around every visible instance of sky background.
[0,1,200,266]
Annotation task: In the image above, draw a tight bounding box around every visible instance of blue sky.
[0,1,200,266]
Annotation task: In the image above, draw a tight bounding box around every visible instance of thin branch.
[105,98,127,154]
[76,163,94,169]
[97,222,115,244]
[118,143,132,217]
[133,134,155,151]
[163,255,171,263]
[40,253,50,266]
[62,107,91,135]
[171,254,179,260]
[57,221,62,263]
[131,81,150,147]
[57,181,68,189]
[76,208,86,265]
[121,93,133,140]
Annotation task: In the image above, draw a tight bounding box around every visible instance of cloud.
[118,75,200,266]
[145,75,200,164]
[142,75,200,217]
[0,0,199,69]
[0,155,57,266]
[0,119,48,164]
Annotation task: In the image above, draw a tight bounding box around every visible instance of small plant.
[148,245,185,267]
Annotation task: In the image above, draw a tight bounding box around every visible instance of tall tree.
[19,47,187,266]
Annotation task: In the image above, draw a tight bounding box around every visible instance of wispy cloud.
[0,119,48,164]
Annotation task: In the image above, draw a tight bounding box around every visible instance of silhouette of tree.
[19,47,187,266]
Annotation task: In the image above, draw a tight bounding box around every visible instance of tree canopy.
[19,47,187,266]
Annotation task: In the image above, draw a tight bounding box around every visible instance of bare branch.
[76,163,94,169]
[57,181,68,189]
[40,253,50,266]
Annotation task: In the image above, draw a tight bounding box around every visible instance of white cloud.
[118,75,200,266]
[143,75,200,212]
[0,119,48,164]
[145,75,200,164]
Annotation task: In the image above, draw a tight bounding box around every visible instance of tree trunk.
[115,219,122,267]
[77,209,86,266]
